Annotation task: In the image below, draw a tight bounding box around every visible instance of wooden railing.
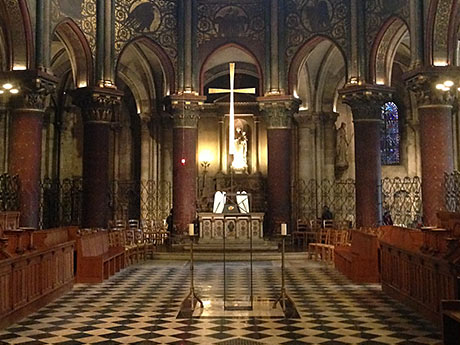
[380,241,459,325]
[0,241,74,329]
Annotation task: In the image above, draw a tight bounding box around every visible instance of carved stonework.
[72,87,123,123]
[114,0,177,60]
[405,68,459,107]
[258,96,301,129]
[169,95,206,128]
[0,71,58,112]
[339,85,393,121]
[196,0,265,46]
[285,0,350,59]
[365,0,409,53]
[294,110,319,130]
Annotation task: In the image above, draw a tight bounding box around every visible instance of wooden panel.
[380,242,458,325]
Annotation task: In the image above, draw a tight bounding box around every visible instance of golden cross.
[208,63,255,155]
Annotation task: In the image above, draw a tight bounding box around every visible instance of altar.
[198,212,264,243]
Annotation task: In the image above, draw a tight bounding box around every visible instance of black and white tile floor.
[0,260,442,344]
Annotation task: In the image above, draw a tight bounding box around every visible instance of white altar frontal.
[198,213,264,242]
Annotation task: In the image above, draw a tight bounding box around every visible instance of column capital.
[404,66,460,107]
[293,110,319,129]
[169,94,206,128]
[339,84,393,122]
[71,86,123,124]
[257,95,301,129]
[320,111,339,125]
[0,70,57,111]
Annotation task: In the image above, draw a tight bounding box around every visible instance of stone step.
[151,251,309,261]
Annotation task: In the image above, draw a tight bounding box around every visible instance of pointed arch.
[0,0,33,70]
[199,42,263,95]
[429,0,458,66]
[53,19,93,88]
[370,17,410,86]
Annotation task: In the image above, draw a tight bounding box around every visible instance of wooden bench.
[0,226,75,329]
[75,231,125,283]
[442,300,460,344]
[334,229,380,283]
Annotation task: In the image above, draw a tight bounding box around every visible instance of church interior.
[1,0,460,344]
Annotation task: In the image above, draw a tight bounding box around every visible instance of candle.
[281,223,287,236]
[189,223,195,236]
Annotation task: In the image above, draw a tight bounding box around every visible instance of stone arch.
[429,0,458,66]
[370,17,410,86]
[288,35,347,112]
[116,36,175,103]
[53,19,93,88]
[199,43,263,95]
[0,0,33,70]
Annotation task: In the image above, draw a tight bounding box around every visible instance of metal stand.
[274,234,290,311]
[185,235,203,310]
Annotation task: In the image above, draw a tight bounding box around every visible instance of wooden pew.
[75,231,125,283]
[334,229,380,283]
[0,226,75,329]
[442,300,460,345]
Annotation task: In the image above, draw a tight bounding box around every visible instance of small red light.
[181,158,186,165]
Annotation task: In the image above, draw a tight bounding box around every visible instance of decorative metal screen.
[39,177,83,229]
[0,173,20,211]
[445,171,460,212]
[111,180,172,224]
[381,176,422,227]
[294,179,355,224]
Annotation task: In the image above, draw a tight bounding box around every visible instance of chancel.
[1,0,460,343]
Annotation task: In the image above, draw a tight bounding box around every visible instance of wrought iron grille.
[39,177,83,229]
[381,176,422,227]
[445,171,460,212]
[294,179,355,224]
[295,176,421,228]
[111,180,172,224]
[0,173,20,211]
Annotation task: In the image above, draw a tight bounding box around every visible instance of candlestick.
[189,223,195,236]
[281,223,287,236]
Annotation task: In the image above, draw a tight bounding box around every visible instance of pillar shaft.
[339,85,393,228]
[72,87,122,228]
[258,96,299,235]
[170,95,204,236]
[82,122,111,228]
[354,119,382,227]
[419,105,453,225]
[9,110,43,228]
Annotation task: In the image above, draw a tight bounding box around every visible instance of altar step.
[182,241,279,253]
[151,250,309,261]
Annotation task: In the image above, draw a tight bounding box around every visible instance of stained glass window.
[381,101,400,165]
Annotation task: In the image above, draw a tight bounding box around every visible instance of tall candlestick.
[281,223,287,236]
[189,223,195,236]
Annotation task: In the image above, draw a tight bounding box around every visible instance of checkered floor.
[0,260,442,344]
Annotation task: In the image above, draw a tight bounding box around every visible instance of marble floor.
[0,260,442,344]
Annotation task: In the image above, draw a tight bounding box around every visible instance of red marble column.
[9,110,43,228]
[5,71,57,229]
[73,87,122,228]
[267,128,292,233]
[170,95,204,237]
[82,122,111,228]
[353,119,382,227]
[419,105,453,226]
[173,127,197,234]
[258,96,299,235]
[339,85,393,228]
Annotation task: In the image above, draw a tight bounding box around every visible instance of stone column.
[5,71,56,228]
[170,94,205,236]
[294,111,316,182]
[339,85,392,228]
[406,68,456,226]
[258,96,300,235]
[73,87,122,228]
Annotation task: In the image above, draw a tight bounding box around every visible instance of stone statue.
[335,122,349,170]
[232,127,248,171]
